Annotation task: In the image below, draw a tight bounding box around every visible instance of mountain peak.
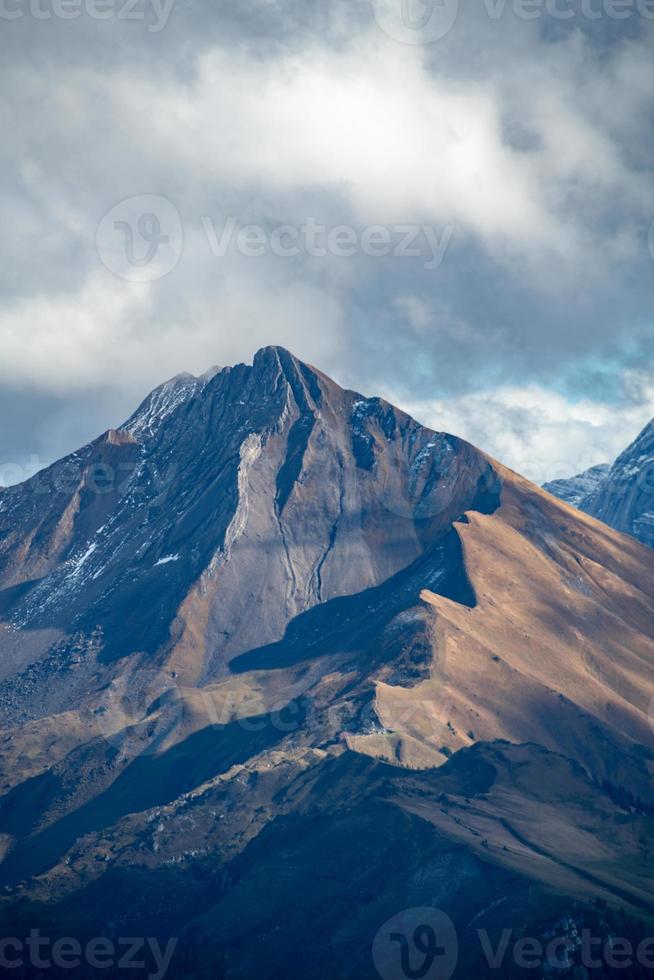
[122,369,209,439]
[2,353,654,968]
[0,350,498,669]
[251,344,314,381]
[200,364,222,382]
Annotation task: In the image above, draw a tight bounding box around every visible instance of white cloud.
[0,6,653,480]
[0,269,346,394]
[392,379,654,484]
[108,39,557,249]
[93,27,654,279]
[0,275,154,391]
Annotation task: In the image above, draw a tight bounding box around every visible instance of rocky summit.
[1,348,654,979]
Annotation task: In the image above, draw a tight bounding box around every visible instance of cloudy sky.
[1,0,654,486]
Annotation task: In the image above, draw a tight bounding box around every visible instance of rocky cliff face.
[0,347,497,679]
[1,349,654,979]
[543,463,610,508]
[581,419,654,548]
[544,419,654,549]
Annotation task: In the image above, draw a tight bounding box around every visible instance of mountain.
[581,419,654,548]
[544,419,654,548]
[1,347,654,979]
[542,463,610,508]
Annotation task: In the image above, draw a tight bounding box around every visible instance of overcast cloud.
[1,0,653,484]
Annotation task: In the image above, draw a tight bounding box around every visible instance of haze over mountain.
[1,348,654,979]
[544,418,654,549]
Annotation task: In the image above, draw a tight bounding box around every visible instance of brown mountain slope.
[359,465,654,794]
[0,350,653,978]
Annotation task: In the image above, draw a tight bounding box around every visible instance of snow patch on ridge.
[155,554,180,566]
[70,542,97,575]
[124,375,200,439]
